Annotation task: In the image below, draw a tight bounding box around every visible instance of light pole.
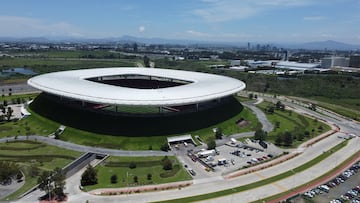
[48,178,51,202]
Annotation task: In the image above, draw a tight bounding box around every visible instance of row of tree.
[0,104,13,121]
[0,161,21,185]
[37,167,66,201]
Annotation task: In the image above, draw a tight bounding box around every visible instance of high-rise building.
[321,56,349,68]
[349,55,360,68]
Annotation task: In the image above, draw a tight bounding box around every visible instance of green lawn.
[60,105,259,150]
[0,140,82,201]
[0,95,258,150]
[309,96,360,121]
[190,105,260,142]
[0,93,39,103]
[0,57,137,76]
[0,108,60,138]
[257,101,331,147]
[84,156,191,191]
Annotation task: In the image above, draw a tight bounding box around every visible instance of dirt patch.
[236,118,250,128]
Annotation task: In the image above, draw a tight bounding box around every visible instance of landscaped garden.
[256,101,331,147]
[0,140,82,200]
[83,156,191,191]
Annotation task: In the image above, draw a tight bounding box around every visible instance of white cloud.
[186,30,211,37]
[303,16,326,21]
[193,0,315,22]
[0,16,82,37]
[139,25,145,33]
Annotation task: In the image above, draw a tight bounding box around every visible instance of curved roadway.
[13,94,360,203]
[0,136,171,157]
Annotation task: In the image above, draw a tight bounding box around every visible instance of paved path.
[0,180,24,201]
[0,136,172,157]
[62,97,359,203]
[12,93,360,203]
[268,150,360,203]
[243,101,274,132]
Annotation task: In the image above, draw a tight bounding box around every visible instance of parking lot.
[301,161,360,203]
[171,139,284,178]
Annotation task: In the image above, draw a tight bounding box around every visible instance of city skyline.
[0,0,360,44]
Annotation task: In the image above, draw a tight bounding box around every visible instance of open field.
[84,156,191,191]
[0,140,82,200]
[306,96,360,121]
[256,101,331,147]
[0,57,137,76]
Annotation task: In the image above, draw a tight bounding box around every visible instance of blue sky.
[0,0,360,44]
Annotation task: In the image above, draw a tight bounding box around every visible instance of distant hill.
[0,36,359,50]
[289,40,360,51]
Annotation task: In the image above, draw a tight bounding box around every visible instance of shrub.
[110,174,117,184]
[129,162,137,169]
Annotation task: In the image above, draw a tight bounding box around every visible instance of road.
[11,94,360,203]
[0,136,172,157]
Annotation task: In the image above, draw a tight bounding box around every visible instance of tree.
[267,106,275,114]
[275,121,280,129]
[160,142,170,152]
[215,127,223,139]
[52,168,66,198]
[81,165,98,186]
[37,171,53,195]
[0,161,20,184]
[297,133,304,141]
[162,156,173,170]
[110,174,117,184]
[37,168,66,201]
[275,133,283,146]
[207,138,216,150]
[6,107,13,121]
[318,125,324,132]
[254,129,267,141]
[133,175,138,183]
[129,162,137,169]
[143,55,150,67]
[284,131,293,146]
[147,173,152,181]
[276,101,285,111]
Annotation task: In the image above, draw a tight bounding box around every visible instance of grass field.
[257,101,331,147]
[0,94,258,150]
[0,57,137,76]
[159,140,349,203]
[0,107,60,138]
[0,93,39,103]
[84,156,191,191]
[308,96,360,121]
[0,140,82,200]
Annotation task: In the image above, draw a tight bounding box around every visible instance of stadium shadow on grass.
[30,93,243,136]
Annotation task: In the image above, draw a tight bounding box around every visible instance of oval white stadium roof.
[28,67,246,106]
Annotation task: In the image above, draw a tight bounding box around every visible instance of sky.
[0,0,360,44]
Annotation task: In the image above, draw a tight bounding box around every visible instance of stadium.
[28,67,246,136]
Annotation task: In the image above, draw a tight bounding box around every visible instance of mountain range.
[0,36,359,51]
